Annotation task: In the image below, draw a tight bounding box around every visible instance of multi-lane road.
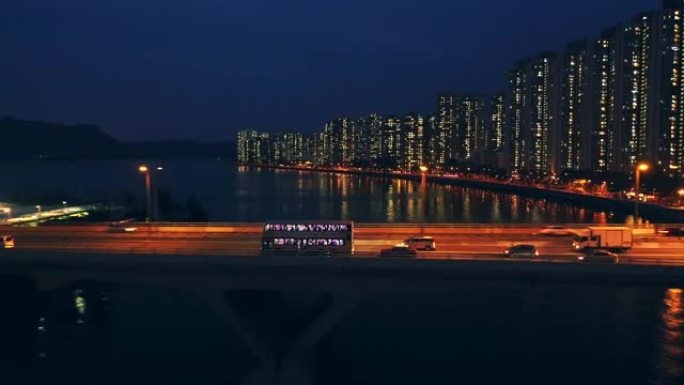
[2,224,684,266]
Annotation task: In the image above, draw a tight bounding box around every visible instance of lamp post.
[419,166,429,234]
[138,165,152,223]
[678,188,684,206]
[634,162,649,228]
[138,165,164,222]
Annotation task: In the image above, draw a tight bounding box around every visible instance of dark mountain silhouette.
[0,117,234,160]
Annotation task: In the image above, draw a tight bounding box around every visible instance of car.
[405,236,436,251]
[109,225,138,233]
[379,244,417,258]
[578,249,618,264]
[657,227,684,237]
[0,234,15,249]
[537,226,576,236]
[109,220,138,233]
[504,244,539,258]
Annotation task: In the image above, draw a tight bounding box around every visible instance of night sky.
[1,0,660,141]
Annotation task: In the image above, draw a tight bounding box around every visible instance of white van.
[1,235,15,249]
[405,236,436,251]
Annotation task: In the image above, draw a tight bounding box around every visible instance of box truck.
[572,227,632,251]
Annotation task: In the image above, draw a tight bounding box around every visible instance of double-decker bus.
[260,220,354,256]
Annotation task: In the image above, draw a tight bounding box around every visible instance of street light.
[678,188,684,206]
[36,205,42,214]
[139,165,152,223]
[634,162,649,227]
[138,164,163,222]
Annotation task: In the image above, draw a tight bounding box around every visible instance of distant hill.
[0,117,234,160]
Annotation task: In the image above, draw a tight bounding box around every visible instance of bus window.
[261,221,353,256]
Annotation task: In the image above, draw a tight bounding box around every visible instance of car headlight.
[578,256,585,261]
[504,250,509,254]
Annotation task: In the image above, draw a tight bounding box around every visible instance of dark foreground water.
[0,276,682,385]
[0,160,629,223]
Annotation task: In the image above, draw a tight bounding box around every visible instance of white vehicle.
[1,235,15,249]
[573,227,632,251]
[405,236,436,251]
[261,221,353,256]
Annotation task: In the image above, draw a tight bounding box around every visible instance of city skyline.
[239,0,684,180]
[1,0,660,140]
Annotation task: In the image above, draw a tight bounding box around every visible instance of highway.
[2,224,684,266]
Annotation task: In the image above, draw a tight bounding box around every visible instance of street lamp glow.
[138,165,149,173]
[637,162,649,172]
[156,166,164,171]
[678,188,684,197]
[419,165,429,173]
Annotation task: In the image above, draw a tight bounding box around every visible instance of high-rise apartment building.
[659,0,684,176]
[528,53,561,177]
[437,93,455,166]
[488,93,505,151]
[594,26,625,173]
[383,116,402,166]
[618,13,661,171]
[401,113,425,170]
[424,113,440,166]
[237,130,273,164]
[504,53,561,178]
[461,95,486,160]
[560,40,595,172]
[505,62,528,176]
[358,114,384,165]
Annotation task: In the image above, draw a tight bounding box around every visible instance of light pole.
[678,188,684,206]
[419,166,429,233]
[138,165,164,222]
[139,165,152,223]
[634,162,649,228]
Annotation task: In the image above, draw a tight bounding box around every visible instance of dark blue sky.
[1,0,660,140]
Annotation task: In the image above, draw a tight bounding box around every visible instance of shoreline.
[239,163,684,222]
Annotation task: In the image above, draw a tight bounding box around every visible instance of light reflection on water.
[233,167,626,223]
[0,161,628,223]
[653,288,684,384]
